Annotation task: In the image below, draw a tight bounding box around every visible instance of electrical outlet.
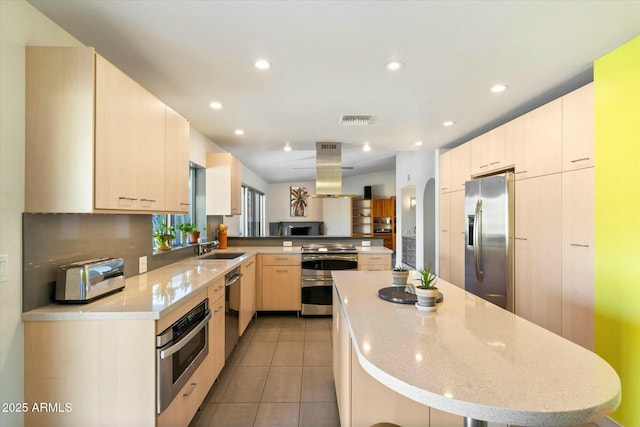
[139,256,148,274]
[0,254,8,283]
[283,241,293,247]
[361,241,371,247]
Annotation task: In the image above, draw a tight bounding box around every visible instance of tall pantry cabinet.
[439,83,595,350]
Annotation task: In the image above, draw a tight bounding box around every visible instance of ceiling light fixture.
[234,129,244,136]
[284,141,292,152]
[363,142,371,152]
[491,84,508,93]
[254,59,271,70]
[386,61,404,71]
[209,101,222,110]
[414,141,423,146]
[443,121,455,127]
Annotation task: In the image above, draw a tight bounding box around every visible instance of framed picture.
[290,186,308,217]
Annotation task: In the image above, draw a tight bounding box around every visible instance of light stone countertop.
[332,270,621,426]
[22,245,391,322]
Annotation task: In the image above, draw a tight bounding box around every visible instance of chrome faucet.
[198,240,220,256]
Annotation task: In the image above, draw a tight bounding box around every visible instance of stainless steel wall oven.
[301,244,357,315]
[156,298,211,413]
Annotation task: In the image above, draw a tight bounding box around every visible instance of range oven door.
[301,254,357,315]
[301,254,358,275]
[156,299,211,414]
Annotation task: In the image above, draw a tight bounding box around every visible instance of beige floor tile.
[261,366,303,402]
[253,326,281,342]
[221,366,269,402]
[206,365,237,403]
[299,402,340,427]
[254,402,300,427]
[272,341,305,366]
[239,341,277,366]
[301,366,337,402]
[305,318,331,331]
[303,341,332,366]
[257,314,286,328]
[207,402,259,427]
[188,402,218,427]
[305,329,331,342]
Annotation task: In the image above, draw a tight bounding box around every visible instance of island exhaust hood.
[311,142,355,198]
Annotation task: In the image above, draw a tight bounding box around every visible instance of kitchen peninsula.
[332,270,621,427]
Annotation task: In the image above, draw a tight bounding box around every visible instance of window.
[152,166,200,249]
[239,185,265,237]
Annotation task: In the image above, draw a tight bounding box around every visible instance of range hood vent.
[339,114,376,126]
[312,142,355,198]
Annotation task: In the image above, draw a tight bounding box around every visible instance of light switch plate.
[361,241,371,247]
[283,241,293,247]
[139,256,147,274]
[0,254,8,282]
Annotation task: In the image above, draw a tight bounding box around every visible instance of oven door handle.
[302,277,334,282]
[225,273,243,287]
[159,311,211,360]
[301,254,358,262]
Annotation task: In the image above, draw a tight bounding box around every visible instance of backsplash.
[22,213,196,312]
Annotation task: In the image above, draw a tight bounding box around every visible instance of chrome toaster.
[55,257,125,303]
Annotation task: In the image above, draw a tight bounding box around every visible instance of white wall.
[189,126,225,167]
[266,181,323,227]
[396,151,438,270]
[0,2,84,426]
[322,198,352,236]
[343,169,396,198]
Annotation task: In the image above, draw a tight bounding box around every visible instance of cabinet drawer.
[208,277,225,304]
[262,253,301,265]
[358,253,391,268]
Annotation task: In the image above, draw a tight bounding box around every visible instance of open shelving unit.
[351,198,373,238]
[352,196,396,251]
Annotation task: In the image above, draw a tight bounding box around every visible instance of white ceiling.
[28,0,639,183]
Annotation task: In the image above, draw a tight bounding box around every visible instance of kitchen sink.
[199,252,245,260]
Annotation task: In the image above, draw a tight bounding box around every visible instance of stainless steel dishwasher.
[224,266,242,359]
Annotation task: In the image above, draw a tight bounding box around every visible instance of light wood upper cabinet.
[514,98,562,180]
[561,167,594,350]
[439,151,451,193]
[470,126,514,177]
[449,143,470,191]
[206,153,242,215]
[562,83,594,171]
[514,175,562,335]
[26,46,187,214]
[165,106,191,213]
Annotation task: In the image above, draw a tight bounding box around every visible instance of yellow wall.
[594,36,640,426]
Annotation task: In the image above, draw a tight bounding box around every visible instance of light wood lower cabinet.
[260,254,302,311]
[514,174,562,335]
[239,257,256,336]
[333,286,352,427]
[358,253,392,271]
[208,277,226,381]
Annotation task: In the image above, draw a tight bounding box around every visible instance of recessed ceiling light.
[363,142,371,152]
[414,141,423,146]
[491,84,508,93]
[386,61,404,71]
[234,129,244,136]
[443,121,455,127]
[209,102,223,110]
[254,59,271,70]
[284,141,292,152]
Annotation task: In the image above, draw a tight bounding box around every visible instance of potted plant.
[392,264,410,286]
[177,223,201,244]
[153,221,176,251]
[414,264,439,310]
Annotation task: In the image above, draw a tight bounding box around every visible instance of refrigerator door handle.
[474,199,484,282]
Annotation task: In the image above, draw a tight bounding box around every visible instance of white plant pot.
[392,270,409,286]
[415,287,439,307]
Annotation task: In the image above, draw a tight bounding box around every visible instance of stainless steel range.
[301,243,358,315]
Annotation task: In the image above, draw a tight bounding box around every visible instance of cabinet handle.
[118,196,138,201]
[515,171,528,175]
[490,161,500,165]
[215,285,224,292]
[276,269,288,273]
[441,229,448,232]
[570,157,590,163]
[275,257,288,261]
[214,305,224,313]
[570,243,590,248]
[183,383,197,397]
[180,202,191,206]
[514,237,528,241]
[441,187,448,190]
[479,165,488,169]
[140,198,156,203]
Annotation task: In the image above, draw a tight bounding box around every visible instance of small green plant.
[153,221,176,249]
[415,263,438,289]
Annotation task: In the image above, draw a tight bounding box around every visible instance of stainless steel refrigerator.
[465,173,514,312]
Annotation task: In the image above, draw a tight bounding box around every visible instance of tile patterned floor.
[189,313,339,427]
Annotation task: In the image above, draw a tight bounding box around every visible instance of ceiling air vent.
[339,114,376,126]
